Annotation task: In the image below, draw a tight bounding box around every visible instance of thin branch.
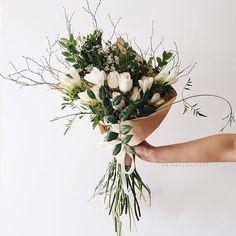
[108,14,122,41]
[83,0,102,29]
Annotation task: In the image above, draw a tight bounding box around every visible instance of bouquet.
[1,2,234,235]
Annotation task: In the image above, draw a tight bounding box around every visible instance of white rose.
[138,76,154,93]
[130,87,141,102]
[150,93,161,104]
[84,67,106,87]
[60,67,81,89]
[112,92,125,110]
[107,71,120,89]
[118,72,133,93]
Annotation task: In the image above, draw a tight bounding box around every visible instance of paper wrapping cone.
[112,89,177,146]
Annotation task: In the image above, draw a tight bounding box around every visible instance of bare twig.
[108,14,122,41]
[63,7,75,35]
[83,0,102,29]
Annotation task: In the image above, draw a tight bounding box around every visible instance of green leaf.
[156,57,162,64]
[120,125,132,135]
[87,88,96,99]
[112,143,122,156]
[59,41,67,48]
[62,51,71,57]
[99,86,107,100]
[113,95,122,106]
[197,112,207,117]
[126,145,136,155]
[69,33,74,42]
[104,131,119,142]
[163,51,173,60]
[65,57,76,62]
[104,115,117,124]
[121,134,133,144]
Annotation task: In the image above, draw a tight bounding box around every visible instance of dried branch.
[108,14,122,41]
[63,7,75,35]
[83,0,102,29]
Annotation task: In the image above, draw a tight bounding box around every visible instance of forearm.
[135,134,236,163]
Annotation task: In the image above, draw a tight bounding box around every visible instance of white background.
[0,0,236,235]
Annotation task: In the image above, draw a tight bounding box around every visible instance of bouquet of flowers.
[1,2,234,235]
[57,33,179,234]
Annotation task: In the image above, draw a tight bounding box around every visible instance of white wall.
[0,0,236,235]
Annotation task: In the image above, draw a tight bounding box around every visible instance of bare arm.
[134,134,236,163]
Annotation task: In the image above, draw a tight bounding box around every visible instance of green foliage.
[156,51,173,70]
[120,125,132,135]
[104,131,119,142]
[121,134,133,144]
[112,143,122,156]
[104,115,117,124]
[87,88,96,99]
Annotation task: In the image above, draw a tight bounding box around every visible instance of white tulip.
[118,72,133,93]
[107,71,120,89]
[84,67,106,87]
[130,87,141,102]
[164,73,178,85]
[154,71,169,82]
[138,76,154,93]
[154,71,178,85]
[60,67,81,89]
[155,98,165,106]
[150,93,161,104]
[112,92,125,110]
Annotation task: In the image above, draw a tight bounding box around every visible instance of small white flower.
[138,76,154,93]
[150,93,161,104]
[60,67,81,89]
[107,71,120,89]
[118,72,133,93]
[84,67,106,87]
[130,87,141,102]
[112,92,125,110]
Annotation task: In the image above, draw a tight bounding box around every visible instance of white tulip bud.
[107,71,120,89]
[164,73,178,85]
[118,72,133,93]
[130,87,141,102]
[138,76,154,93]
[155,98,165,106]
[150,93,161,104]
[154,71,169,82]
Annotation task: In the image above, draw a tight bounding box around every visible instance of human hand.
[134,141,157,163]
